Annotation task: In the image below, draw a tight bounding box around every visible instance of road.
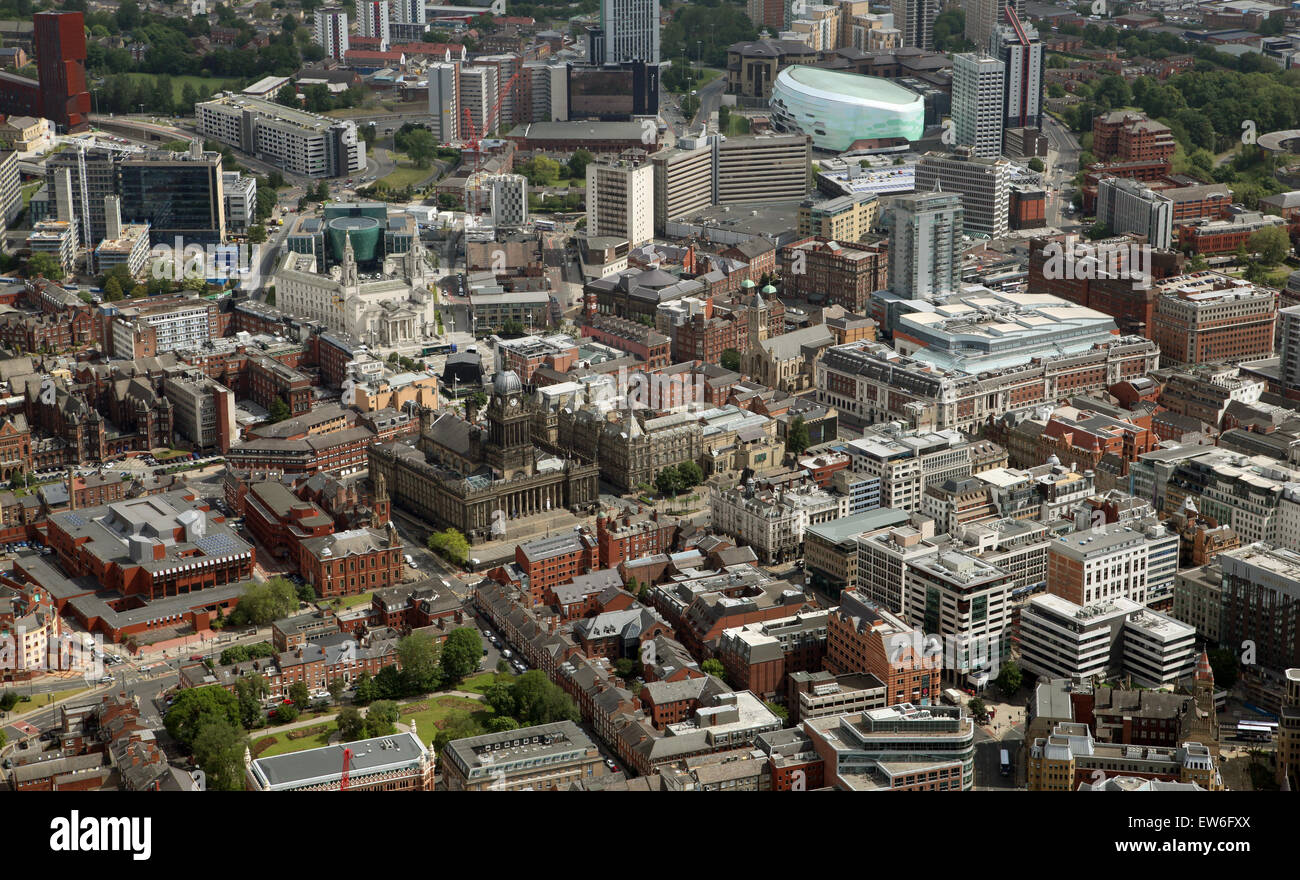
[693,76,727,130]
[1043,114,1084,229]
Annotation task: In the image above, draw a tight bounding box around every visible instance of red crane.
[461,69,522,175]
[340,747,353,791]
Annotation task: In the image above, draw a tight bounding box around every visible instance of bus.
[1237,721,1277,742]
[533,219,556,231]
[999,749,1011,776]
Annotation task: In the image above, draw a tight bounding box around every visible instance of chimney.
[104,195,122,240]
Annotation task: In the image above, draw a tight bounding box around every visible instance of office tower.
[887,191,963,300]
[952,52,1005,158]
[223,171,257,234]
[891,0,938,50]
[991,8,1042,132]
[196,95,365,179]
[427,62,459,141]
[314,8,350,61]
[915,149,1012,237]
[965,0,1024,52]
[587,157,654,247]
[489,174,529,228]
[1275,306,1300,397]
[652,142,715,232]
[356,0,391,49]
[119,143,226,246]
[585,25,606,66]
[600,0,660,64]
[1096,177,1174,250]
[46,146,120,245]
[458,66,499,138]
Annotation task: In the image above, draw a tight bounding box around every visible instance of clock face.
[510,397,519,407]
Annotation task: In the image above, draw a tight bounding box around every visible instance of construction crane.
[340,747,353,791]
[461,69,522,176]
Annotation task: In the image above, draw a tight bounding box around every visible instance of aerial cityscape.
[0,0,1291,830]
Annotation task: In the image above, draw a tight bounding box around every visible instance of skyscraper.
[120,142,227,246]
[964,0,1024,52]
[991,8,1043,132]
[952,52,1005,159]
[887,191,963,300]
[587,157,654,247]
[916,148,1012,238]
[600,0,660,64]
[891,0,938,50]
[427,62,459,142]
[0,11,91,132]
[314,8,350,61]
[389,0,425,42]
[355,0,391,49]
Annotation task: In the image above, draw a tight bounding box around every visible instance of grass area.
[723,113,751,136]
[21,181,40,208]
[15,685,92,710]
[254,721,339,758]
[154,449,191,461]
[455,672,515,695]
[333,591,375,610]
[120,72,243,103]
[400,695,493,747]
[373,151,437,190]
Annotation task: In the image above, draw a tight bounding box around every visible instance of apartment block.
[1150,272,1277,366]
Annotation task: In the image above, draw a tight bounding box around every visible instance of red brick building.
[513,530,597,607]
[596,509,678,568]
[825,592,941,706]
[298,526,404,599]
[1092,111,1176,163]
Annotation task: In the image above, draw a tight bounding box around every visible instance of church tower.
[484,370,533,479]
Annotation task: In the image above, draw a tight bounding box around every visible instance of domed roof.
[740,279,757,289]
[761,284,777,294]
[493,370,523,396]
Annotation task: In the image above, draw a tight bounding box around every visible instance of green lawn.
[723,113,751,136]
[21,181,40,208]
[154,449,191,461]
[334,591,376,610]
[374,151,437,190]
[400,695,493,747]
[455,672,515,695]
[120,72,244,103]
[254,721,339,758]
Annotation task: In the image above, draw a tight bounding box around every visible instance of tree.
[484,716,519,733]
[1249,225,1290,264]
[720,348,741,371]
[702,658,726,679]
[337,706,366,741]
[786,416,811,455]
[677,460,703,489]
[426,528,470,566]
[968,697,987,721]
[267,398,291,423]
[365,700,399,737]
[103,277,124,301]
[1028,157,1045,172]
[289,680,311,709]
[433,710,484,754]
[398,631,443,695]
[233,674,269,729]
[1207,648,1239,689]
[26,252,64,281]
[0,690,18,713]
[613,657,639,679]
[274,701,299,723]
[247,225,267,244]
[765,701,789,721]
[228,577,297,625]
[483,680,516,717]
[165,685,242,747]
[996,659,1023,696]
[327,678,347,705]
[191,719,248,791]
[567,149,594,179]
[655,465,682,497]
[404,128,436,168]
[353,670,378,705]
[509,670,579,725]
[440,627,482,685]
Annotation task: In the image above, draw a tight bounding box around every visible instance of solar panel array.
[62,513,88,528]
[196,533,241,557]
